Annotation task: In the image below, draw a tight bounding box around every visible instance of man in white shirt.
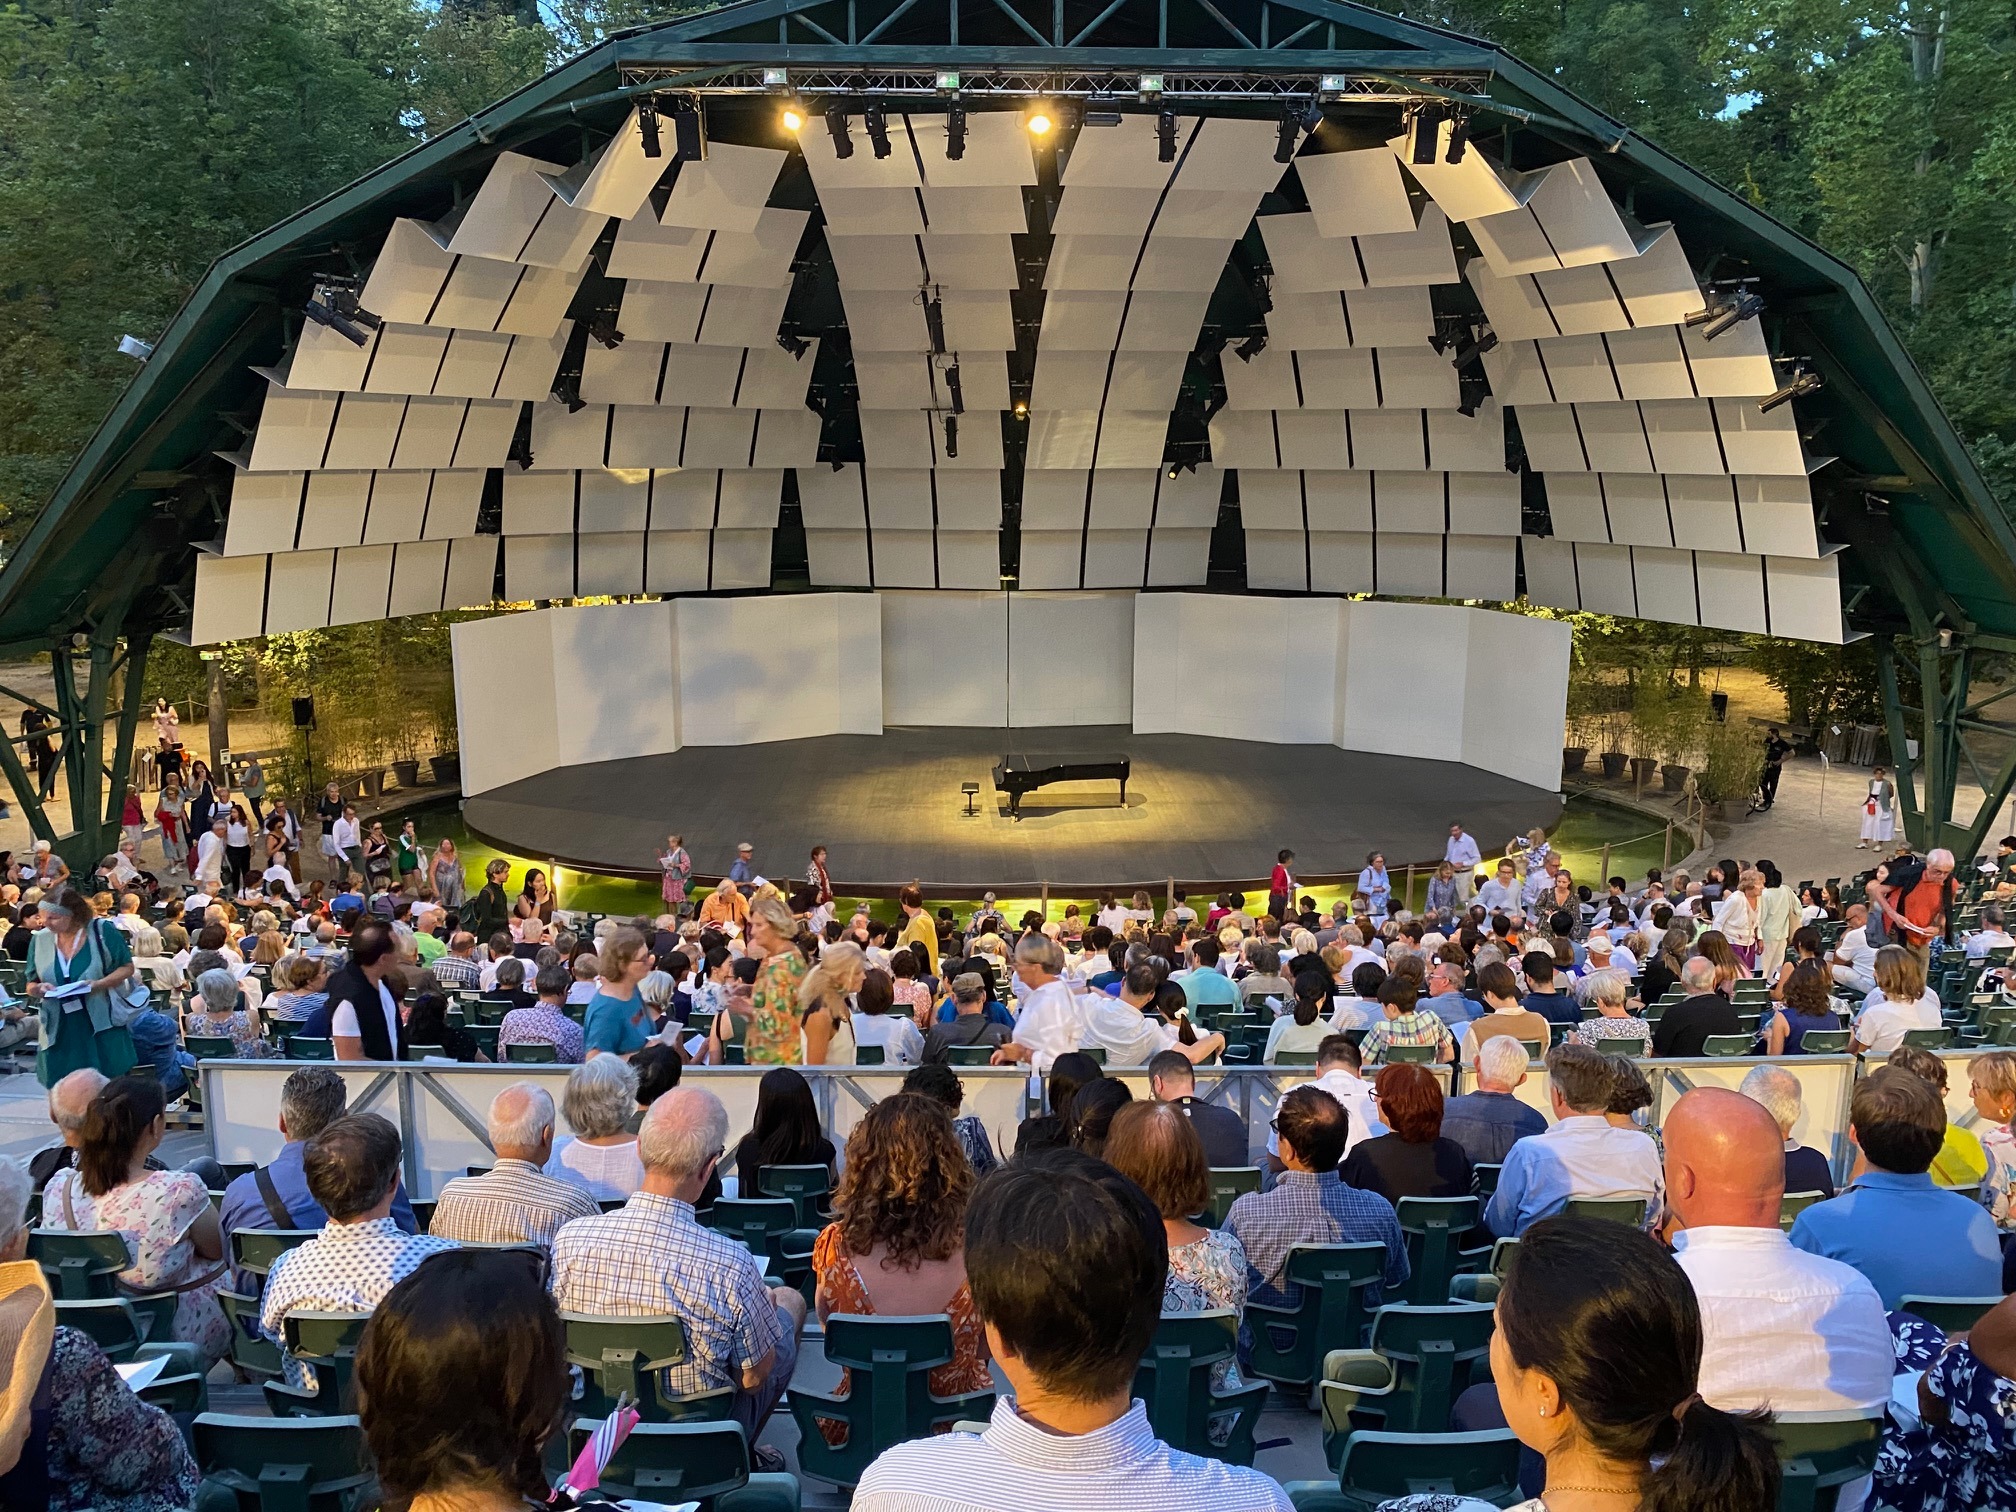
[1078,965,1225,1068]
[1664,1087,1891,1414]
[108,892,147,938]
[1966,905,2016,962]
[329,919,404,1061]
[994,934,1085,1076]
[1485,1043,1665,1236]
[1475,860,1520,917]
[261,861,301,901]
[193,815,228,889]
[1829,904,1877,996]
[1266,1034,1384,1166]
[1444,824,1482,903]
[330,805,363,886]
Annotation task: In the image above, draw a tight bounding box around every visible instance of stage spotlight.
[1411,103,1447,164]
[1274,106,1300,163]
[826,108,854,160]
[1759,368,1823,414]
[922,291,947,354]
[672,105,705,161]
[1318,74,1348,97]
[551,374,585,414]
[944,361,966,415]
[1234,332,1267,362]
[587,313,624,349]
[1013,399,1029,418]
[1445,111,1471,163]
[1027,107,1054,137]
[1685,288,1764,340]
[1300,99,1325,134]
[935,71,960,93]
[1156,109,1178,162]
[303,277,380,347]
[864,104,891,159]
[303,297,369,346]
[1167,462,1179,479]
[1138,73,1164,100]
[116,334,153,361]
[762,67,789,89]
[781,101,805,132]
[942,412,959,458]
[1084,109,1122,126]
[638,102,661,159]
[946,102,967,160]
[777,330,810,360]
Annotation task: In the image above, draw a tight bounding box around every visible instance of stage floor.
[462,726,1562,892]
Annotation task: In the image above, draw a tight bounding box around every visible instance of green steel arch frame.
[4,0,2010,864]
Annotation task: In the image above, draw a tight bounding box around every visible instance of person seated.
[1790,1067,2003,1307]
[1339,1061,1474,1203]
[0,1152,199,1508]
[734,1067,838,1196]
[404,991,486,1063]
[1080,963,1227,1067]
[1421,957,1479,1028]
[1226,1085,1409,1319]
[29,1068,167,1191]
[429,932,482,991]
[429,1084,597,1247]
[1518,950,1579,1028]
[1570,969,1651,1050]
[259,1113,458,1391]
[1013,1052,1102,1159]
[902,1062,999,1176]
[847,968,924,1065]
[1967,903,2016,962]
[551,1087,807,1450]
[185,965,269,1058]
[1652,956,1742,1057]
[1874,1291,2016,1511]
[1663,1088,1891,1414]
[1065,1077,1133,1159]
[1441,1034,1548,1167]
[1485,1044,1665,1237]
[1456,960,1551,1066]
[1766,959,1844,1055]
[924,973,1011,1062]
[808,1094,990,1444]
[1851,945,1943,1056]
[1146,1049,1249,1168]
[1261,971,1335,1061]
[543,1055,643,1200]
[353,1248,566,1512]
[482,955,537,1012]
[1360,976,1454,1067]
[852,1150,1291,1511]
[1874,1045,1987,1191]
[1104,1101,1251,1395]
[497,963,585,1063]
[1480,1218,1781,1512]
[1327,959,1385,1035]
[1735,1063,1836,1199]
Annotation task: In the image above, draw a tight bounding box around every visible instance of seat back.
[757,1164,833,1229]
[704,1197,801,1259]
[1202,1167,1262,1229]
[284,1036,335,1060]
[1470,1164,1501,1196]
[562,1312,734,1423]
[223,1288,285,1379]
[503,1041,557,1063]
[1384,1043,1435,1064]
[944,1045,994,1065]
[566,1419,752,1505]
[789,1314,996,1489]
[1700,1034,1754,1057]
[269,1312,369,1416]
[1779,1190,1828,1231]
[1899,1295,2003,1332]
[52,1297,147,1362]
[1276,1050,1317,1066]
[232,1229,318,1279]
[1595,1037,1647,1057]
[1799,1030,1850,1053]
[1392,1196,1483,1307]
[1334,1428,1523,1509]
[1901,1027,1952,1049]
[1562,1197,1648,1226]
[1360,1302,1497,1433]
[1771,1407,1886,1512]
[1132,1310,1270,1466]
[192,1413,373,1512]
[1245,1243,1387,1389]
[186,1034,239,1060]
[26,1228,130,1299]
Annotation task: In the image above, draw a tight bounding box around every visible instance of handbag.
[95,921,150,1028]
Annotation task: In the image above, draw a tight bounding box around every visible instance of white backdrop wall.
[455,591,1569,793]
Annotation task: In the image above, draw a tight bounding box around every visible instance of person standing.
[314,781,345,876]
[1267,849,1295,924]
[658,833,691,917]
[1858,765,1896,849]
[1756,862,1797,979]
[1356,851,1392,922]
[20,708,56,802]
[25,889,139,1086]
[237,754,266,825]
[1445,822,1481,904]
[807,845,835,929]
[728,842,756,884]
[429,838,465,909]
[153,775,184,872]
[393,819,421,897]
[463,859,512,943]
[1759,726,1793,809]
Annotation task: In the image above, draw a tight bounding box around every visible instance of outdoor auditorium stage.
[460,725,1562,892]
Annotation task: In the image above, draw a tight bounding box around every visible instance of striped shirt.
[427,1158,598,1247]
[548,1192,783,1395]
[431,954,483,990]
[1361,1009,1453,1066]
[854,1396,1291,1511]
[1224,1170,1409,1309]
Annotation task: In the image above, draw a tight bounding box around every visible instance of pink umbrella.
[558,1392,641,1499]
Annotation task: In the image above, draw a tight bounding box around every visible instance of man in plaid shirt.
[1360,976,1455,1067]
[550,1086,806,1449]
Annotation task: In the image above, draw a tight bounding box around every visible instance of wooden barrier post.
[1040,881,1049,919]
[1598,842,1612,887]
[1405,862,1416,914]
[1166,877,1175,916]
[1664,822,1674,872]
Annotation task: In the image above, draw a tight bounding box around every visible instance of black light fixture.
[1449,326,1497,372]
[587,313,624,349]
[826,108,854,160]
[673,104,705,161]
[1157,109,1178,162]
[1759,368,1823,414]
[942,411,959,458]
[303,276,381,348]
[638,101,661,159]
[923,290,947,355]
[1686,288,1765,340]
[1234,332,1267,362]
[946,102,967,160]
[777,330,810,359]
[550,374,585,415]
[864,103,891,160]
[1274,105,1300,164]
[1300,98,1325,135]
[944,361,965,415]
[1084,109,1123,126]
[1411,102,1447,164]
[1445,111,1472,163]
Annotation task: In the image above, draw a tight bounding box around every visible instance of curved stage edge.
[460,725,1563,893]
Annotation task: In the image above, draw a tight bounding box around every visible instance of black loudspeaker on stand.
[292,696,316,729]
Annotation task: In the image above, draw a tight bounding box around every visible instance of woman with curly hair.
[809,1093,988,1443]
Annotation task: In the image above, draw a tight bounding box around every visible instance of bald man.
[427,1082,596,1247]
[1663,1087,1890,1414]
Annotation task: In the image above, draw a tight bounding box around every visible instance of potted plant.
[388,723,424,791]
[1661,686,1709,792]
[1627,680,1665,789]
[424,687,460,787]
[1598,709,1629,780]
[1696,721,1765,820]
[1562,677,1600,776]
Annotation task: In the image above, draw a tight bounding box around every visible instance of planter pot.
[1563,746,1589,776]
[1660,763,1691,793]
[1628,756,1657,786]
[391,759,422,789]
[429,752,461,786]
[358,769,385,799]
[1599,751,1628,779]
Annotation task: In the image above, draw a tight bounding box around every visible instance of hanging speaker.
[292,696,317,729]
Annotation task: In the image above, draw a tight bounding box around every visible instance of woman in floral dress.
[659,833,692,915]
[741,895,810,1065]
[1876,1297,2016,1512]
[429,838,466,909]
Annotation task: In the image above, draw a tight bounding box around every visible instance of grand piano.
[992,752,1132,819]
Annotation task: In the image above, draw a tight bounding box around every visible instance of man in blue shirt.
[1519,951,1580,1028]
[1423,959,1480,1028]
[728,843,755,883]
[1177,936,1240,1017]
[1441,1034,1548,1166]
[218,1065,416,1291]
[1789,1065,2002,1307]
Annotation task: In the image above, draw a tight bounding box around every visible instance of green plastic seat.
[1383,1044,1435,1064]
[1799,1030,1851,1053]
[27,1227,130,1299]
[467,1024,500,1058]
[1561,1197,1648,1226]
[1771,1407,1886,1512]
[562,1313,737,1423]
[564,1419,798,1511]
[138,1369,210,1417]
[52,1297,204,1381]
[1517,1038,1545,1060]
[757,1164,834,1230]
[1595,1037,1647,1057]
[405,1044,446,1060]
[944,1044,995,1065]
[1901,1027,1952,1049]
[788,1314,997,1488]
[1447,1236,1519,1305]
[1318,1301,1496,1441]
[705,1198,816,1290]
[1393,1196,1486,1307]
[1700,1034,1754,1057]
[231,1229,317,1279]
[1900,1295,2003,1332]
[1074,1045,1106,1065]
[222,1288,285,1379]
[1276,1050,1318,1066]
[1202,1167,1262,1229]
[1780,1190,1828,1231]
[186,1034,239,1060]
[284,1036,335,1061]
[1285,1427,1523,1512]
[503,1041,557,1063]
[192,1412,374,1512]
[854,1044,886,1065]
[263,1312,369,1418]
[1246,1243,1388,1391]
[1132,1310,1270,1466]
[1470,1164,1501,1197]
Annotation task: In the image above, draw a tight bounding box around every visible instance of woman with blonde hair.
[1696,929,1748,992]
[735,894,811,1065]
[250,929,288,967]
[583,927,653,1060]
[1716,867,1765,969]
[801,940,865,1065]
[1851,944,1942,1056]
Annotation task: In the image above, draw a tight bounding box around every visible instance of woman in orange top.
[810,1092,989,1443]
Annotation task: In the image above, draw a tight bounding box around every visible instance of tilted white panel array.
[1518,537,1842,641]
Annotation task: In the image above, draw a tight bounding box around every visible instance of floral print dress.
[1875,1318,2016,1512]
[1165,1226,1251,1392]
[44,1168,231,1368]
[47,1326,200,1512]
[745,950,809,1065]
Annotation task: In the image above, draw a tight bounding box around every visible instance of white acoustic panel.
[282,319,377,393]
[798,112,924,190]
[359,474,436,546]
[1577,402,1655,474]
[1016,530,1086,590]
[578,470,652,535]
[619,281,792,347]
[575,531,647,596]
[1062,112,1190,189]
[442,152,605,269]
[1574,541,1638,616]
[1640,399,1722,474]
[1631,547,1699,626]
[1389,123,1521,220]
[1082,530,1148,589]
[644,532,712,593]
[265,549,336,633]
[1469,159,1640,276]
[505,534,575,600]
[225,473,307,555]
[1737,475,1819,556]
[1604,326,1694,401]
[429,256,584,338]
[1147,529,1212,586]
[1206,410,1278,468]
[1464,223,1702,342]
[796,463,868,529]
[192,553,270,644]
[1426,405,1506,472]
[840,288,1014,351]
[328,544,395,626]
[1357,203,1459,286]
[805,529,872,587]
[1133,238,1236,293]
[608,218,708,282]
[710,530,776,590]
[1297,148,1417,239]
[915,110,1037,190]
[1375,532,1446,597]
[1260,213,1366,293]
[871,529,937,588]
[1310,532,1377,593]
[542,107,668,220]
[660,142,787,232]
[921,185,1029,233]
[1245,528,1309,591]
[1667,473,1743,553]
[826,233,926,290]
[360,220,459,328]
[1266,287,1437,351]
[1154,188,1263,240]
[919,232,1019,289]
[860,410,1003,470]
[820,186,925,236]
[246,385,340,471]
[698,211,811,288]
[1680,316,1778,397]
[444,535,499,609]
[1695,550,1767,632]
[1598,474,1673,547]
[1519,536,1581,611]
[1448,471,1523,535]
[1444,534,1517,598]
[1373,471,1444,534]
[1764,554,1844,641]
[1606,226,1703,326]
[296,473,371,550]
[387,540,450,618]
